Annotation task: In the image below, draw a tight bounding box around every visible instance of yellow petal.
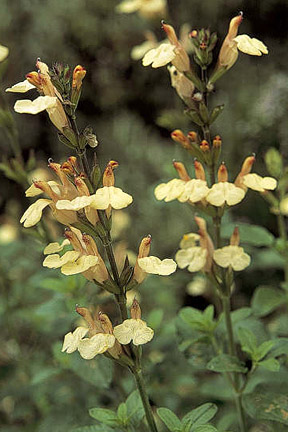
[178,179,209,203]
[116,0,141,13]
[243,173,277,192]
[6,80,35,93]
[280,196,288,216]
[56,195,94,211]
[114,319,154,345]
[78,334,116,359]
[213,245,251,271]
[43,251,80,268]
[14,96,58,115]
[20,198,51,227]
[142,43,176,68]
[0,44,9,62]
[175,247,207,272]
[154,179,185,202]
[43,239,70,255]
[61,255,99,275]
[138,256,177,275]
[61,326,89,354]
[234,34,268,56]
[206,182,245,206]
[179,233,200,249]
[25,180,61,197]
[90,187,133,210]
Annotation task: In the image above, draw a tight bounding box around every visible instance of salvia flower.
[213,227,251,271]
[116,0,167,19]
[242,173,277,193]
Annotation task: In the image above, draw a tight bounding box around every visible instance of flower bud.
[133,235,152,284]
[173,161,190,181]
[131,298,141,319]
[171,129,190,149]
[98,312,114,334]
[187,131,198,142]
[194,160,206,181]
[234,154,255,188]
[103,160,119,187]
[200,140,210,152]
[213,135,222,148]
[218,13,243,70]
[217,162,228,182]
[162,22,190,72]
[230,226,240,246]
[76,305,101,334]
[72,65,86,90]
[64,228,86,253]
[189,30,198,38]
[75,175,90,196]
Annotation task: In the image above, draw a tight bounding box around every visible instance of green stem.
[133,369,158,432]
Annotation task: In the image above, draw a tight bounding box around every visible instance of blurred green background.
[0,0,288,431]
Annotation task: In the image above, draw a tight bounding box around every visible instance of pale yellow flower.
[0,44,9,62]
[179,233,200,249]
[61,255,99,276]
[154,179,186,202]
[187,276,207,296]
[14,96,58,115]
[243,173,277,192]
[43,251,81,268]
[116,0,167,18]
[20,198,51,228]
[176,247,208,272]
[61,327,89,354]
[168,65,195,100]
[5,80,35,93]
[234,35,268,56]
[178,179,209,203]
[25,180,61,197]
[43,239,70,254]
[280,196,288,216]
[138,256,177,275]
[113,319,154,345]
[213,245,251,271]
[142,43,176,68]
[206,182,245,206]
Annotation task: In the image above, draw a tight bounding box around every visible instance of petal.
[142,43,176,68]
[179,179,209,203]
[154,179,185,202]
[0,44,9,62]
[43,250,80,268]
[61,326,89,354]
[179,233,200,249]
[243,173,277,192]
[224,183,245,206]
[43,239,70,255]
[175,247,207,272]
[213,245,251,271]
[14,96,58,114]
[114,319,154,345]
[78,334,115,359]
[133,322,154,345]
[234,34,268,56]
[116,0,141,13]
[6,80,36,93]
[206,182,245,206]
[20,198,51,227]
[56,195,94,211]
[138,256,177,275]
[25,180,61,198]
[109,187,133,209]
[113,320,136,344]
[61,255,99,275]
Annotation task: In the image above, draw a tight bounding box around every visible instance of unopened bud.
[103,160,119,187]
[162,22,190,72]
[200,140,210,152]
[217,162,228,182]
[98,312,113,334]
[76,305,99,332]
[189,30,198,38]
[213,135,222,148]
[187,131,198,142]
[64,228,85,253]
[173,161,190,181]
[72,65,86,90]
[131,298,141,319]
[61,161,75,175]
[162,22,178,45]
[75,175,90,196]
[234,154,256,188]
[133,235,152,284]
[194,160,206,181]
[230,226,240,246]
[171,129,190,148]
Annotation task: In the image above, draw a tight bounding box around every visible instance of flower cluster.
[62,300,154,360]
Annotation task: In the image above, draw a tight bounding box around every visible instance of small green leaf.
[207,354,247,373]
[251,286,287,317]
[157,408,182,432]
[125,390,145,426]
[182,403,218,430]
[243,391,288,424]
[221,223,274,247]
[117,403,128,424]
[268,338,288,357]
[237,327,257,356]
[180,306,217,334]
[89,408,118,426]
[258,358,280,372]
[254,340,276,362]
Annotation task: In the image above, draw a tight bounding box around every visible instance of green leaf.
[89,408,118,426]
[268,338,288,357]
[157,408,182,432]
[179,306,217,334]
[221,223,274,247]
[243,391,288,424]
[117,403,128,425]
[254,340,276,361]
[193,426,218,432]
[182,403,218,430]
[237,327,257,356]
[258,358,280,372]
[206,354,247,373]
[251,286,287,317]
[125,390,145,426]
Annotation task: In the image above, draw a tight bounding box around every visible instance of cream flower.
[25,180,61,197]
[43,239,70,254]
[20,198,51,228]
[43,251,80,268]
[179,233,200,249]
[176,247,208,272]
[61,327,89,354]
[5,80,35,93]
[213,245,251,271]
[77,334,116,360]
[168,65,194,99]
[0,44,9,62]
[154,179,185,202]
[143,43,176,68]
[243,173,277,192]
[14,96,58,115]
[113,319,154,345]
[61,255,99,276]
[116,0,166,18]
[234,35,268,56]
[178,179,209,203]
[138,256,177,275]
[206,182,245,206]
[56,186,133,211]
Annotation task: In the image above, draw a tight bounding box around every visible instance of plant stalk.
[133,369,159,432]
